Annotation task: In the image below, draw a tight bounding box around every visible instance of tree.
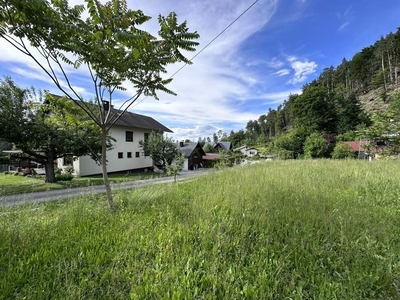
[332,142,355,159]
[165,153,184,183]
[0,0,199,210]
[303,132,327,159]
[292,85,337,134]
[139,132,179,173]
[0,76,105,183]
[362,92,400,155]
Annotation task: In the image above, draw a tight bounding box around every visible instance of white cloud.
[338,22,349,31]
[274,69,291,76]
[0,0,280,142]
[288,59,317,84]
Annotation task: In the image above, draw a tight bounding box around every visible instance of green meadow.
[1,160,399,299]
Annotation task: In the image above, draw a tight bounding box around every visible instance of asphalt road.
[0,169,209,207]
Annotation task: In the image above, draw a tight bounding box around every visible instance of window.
[118,152,123,159]
[135,152,140,158]
[144,132,150,142]
[127,152,132,158]
[63,156,73,166]
[126,131,133,142]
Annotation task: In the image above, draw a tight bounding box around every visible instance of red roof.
[202,153,221,160]
[344,141,369,152]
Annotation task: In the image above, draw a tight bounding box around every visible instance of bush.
[332,142,356,159]
[64,166,74,175]
[54,167,62,176]
[304,132,327,159]
[55,174,73,181]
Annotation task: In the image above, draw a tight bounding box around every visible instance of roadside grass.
[0,172,165,196]
[1,160,400,299]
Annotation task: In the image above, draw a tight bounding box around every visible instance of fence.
[0,164,9,172]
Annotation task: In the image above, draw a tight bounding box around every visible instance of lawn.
[0,172,165,196]
[0,159,399,299]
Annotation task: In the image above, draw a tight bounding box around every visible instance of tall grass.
[0,160,399,299]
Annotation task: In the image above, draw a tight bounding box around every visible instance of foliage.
[64,165,75,175]
[336,130,358,142]
[303,132,327,158]
[273,128,307,159]
[139,132,178,173]
[331,142,355,159]
[203,143,215,153]
[165,153,184,183]
[292,85,337,133]
[0,0,199,210]
[1,160,400,298]
[361,92,400,154]
[0,77,104,183]
[55,173,73,181]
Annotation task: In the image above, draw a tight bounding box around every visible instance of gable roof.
[177,142,206,158]
[48,94,172,133]
[110,109,173,133]
[215,142,232,151]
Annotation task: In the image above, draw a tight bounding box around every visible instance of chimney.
[179,141,184,147]
[103,100,110,111]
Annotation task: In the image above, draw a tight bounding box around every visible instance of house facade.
[234,145,259,157]
[176,141,206,171]
[58,110,172,176]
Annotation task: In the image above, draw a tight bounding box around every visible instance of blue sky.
[1,0,399,141]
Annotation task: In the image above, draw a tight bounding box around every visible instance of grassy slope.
[0,172,164,196]
[0,160,399,299]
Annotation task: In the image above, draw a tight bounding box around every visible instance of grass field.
[1,160,400,299]
[0,172,164,196]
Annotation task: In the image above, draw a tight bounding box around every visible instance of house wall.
[183,158,189,171]
[58,125,153,176]
[245,149,258,157]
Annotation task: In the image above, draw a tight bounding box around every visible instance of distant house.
[234,145,259,157]
[176,141,206,171]
[343,141,371,160]
[213,142,233,152]
[58,110,172,176]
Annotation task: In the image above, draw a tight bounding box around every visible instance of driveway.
[0,169,209,207]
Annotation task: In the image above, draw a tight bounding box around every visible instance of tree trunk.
[101,126,114,211]
[44,159,56,183]
[382,54,387,91]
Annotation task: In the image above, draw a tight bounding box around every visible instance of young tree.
[0,0,199,210]
[139,132,179,173]
[165,153,184,183]
[303,132,327,159]
[0,76,106,183]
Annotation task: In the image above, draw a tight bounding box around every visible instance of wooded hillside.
[220,27,400,158]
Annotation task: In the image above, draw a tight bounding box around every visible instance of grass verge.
[0,160,399,299]
[0,172,165,196]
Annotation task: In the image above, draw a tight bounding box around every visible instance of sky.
[1,0,400,141]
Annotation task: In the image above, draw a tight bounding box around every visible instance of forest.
[204,27,400,158]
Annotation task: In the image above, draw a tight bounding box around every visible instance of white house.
[58,110,172,176]
[234,145,259,157]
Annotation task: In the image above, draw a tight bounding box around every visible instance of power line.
[131,0,259,108]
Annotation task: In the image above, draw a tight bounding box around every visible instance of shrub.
[304,132,327,158]
[332,142,356,159]
[64,166,75,175]
[55,174,73,181]
[54,167,62,176]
